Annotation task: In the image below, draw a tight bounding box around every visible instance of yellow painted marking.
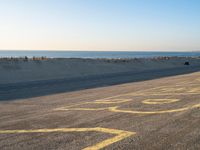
[55,86,170,111]
[55,83,200,115]
[55,99,132,111]
[58,107,110,111]
[94,99,132,104]
[129,86,200,96]
[159,87,185,92]
[57,103,200,115]
[142,99,180,105]
[109,103,200,114]
[54,102,91,111]
[0,127,135,150]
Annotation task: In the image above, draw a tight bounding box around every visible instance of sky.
[0,0,200,51]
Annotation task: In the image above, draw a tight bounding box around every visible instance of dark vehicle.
[184,61,190,65]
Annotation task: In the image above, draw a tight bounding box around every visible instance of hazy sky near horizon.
[0,0,200,51]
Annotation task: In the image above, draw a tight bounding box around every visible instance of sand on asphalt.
[0,71,200,150]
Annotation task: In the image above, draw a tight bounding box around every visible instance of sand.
[0,57,200,84]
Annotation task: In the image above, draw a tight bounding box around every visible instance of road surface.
[0,71,200,149]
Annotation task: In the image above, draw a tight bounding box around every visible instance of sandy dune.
[0,57,200,84]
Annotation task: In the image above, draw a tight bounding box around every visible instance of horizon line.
[0,49,200,52]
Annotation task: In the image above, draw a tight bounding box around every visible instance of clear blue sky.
[0,0,200,51]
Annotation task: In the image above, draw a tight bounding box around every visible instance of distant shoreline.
[0,56,200,61]
[0,51,200,59]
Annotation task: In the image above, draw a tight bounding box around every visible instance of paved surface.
[0,71,200,149]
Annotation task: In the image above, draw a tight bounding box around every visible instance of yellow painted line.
[57,103,200,115]
[142,99,180,105]
[57,107,110,111]
[84,128,135,150]
[54,99,132,111]
[156,87,185,92]
[54,86,169,111]
[109,103,200,114]
[55,98,131,111]
[94,99,132,104]
[55,84,200,115]
[54,102,91,111]
[0,127,135,150]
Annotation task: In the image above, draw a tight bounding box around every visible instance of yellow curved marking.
[109,103,200,114]
[56,85,200,111]
[56,103,200,115]
[0,127,135,150]
[142,99,180,105]
[55,85,200,115]
[94,99,132,104]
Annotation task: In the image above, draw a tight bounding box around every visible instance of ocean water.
[0,51,200,59]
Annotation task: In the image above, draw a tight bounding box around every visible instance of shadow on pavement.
[0,66,200,101]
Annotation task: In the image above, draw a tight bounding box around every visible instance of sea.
[0,51,200,59]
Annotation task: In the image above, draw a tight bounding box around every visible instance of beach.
[0,57,200,84]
